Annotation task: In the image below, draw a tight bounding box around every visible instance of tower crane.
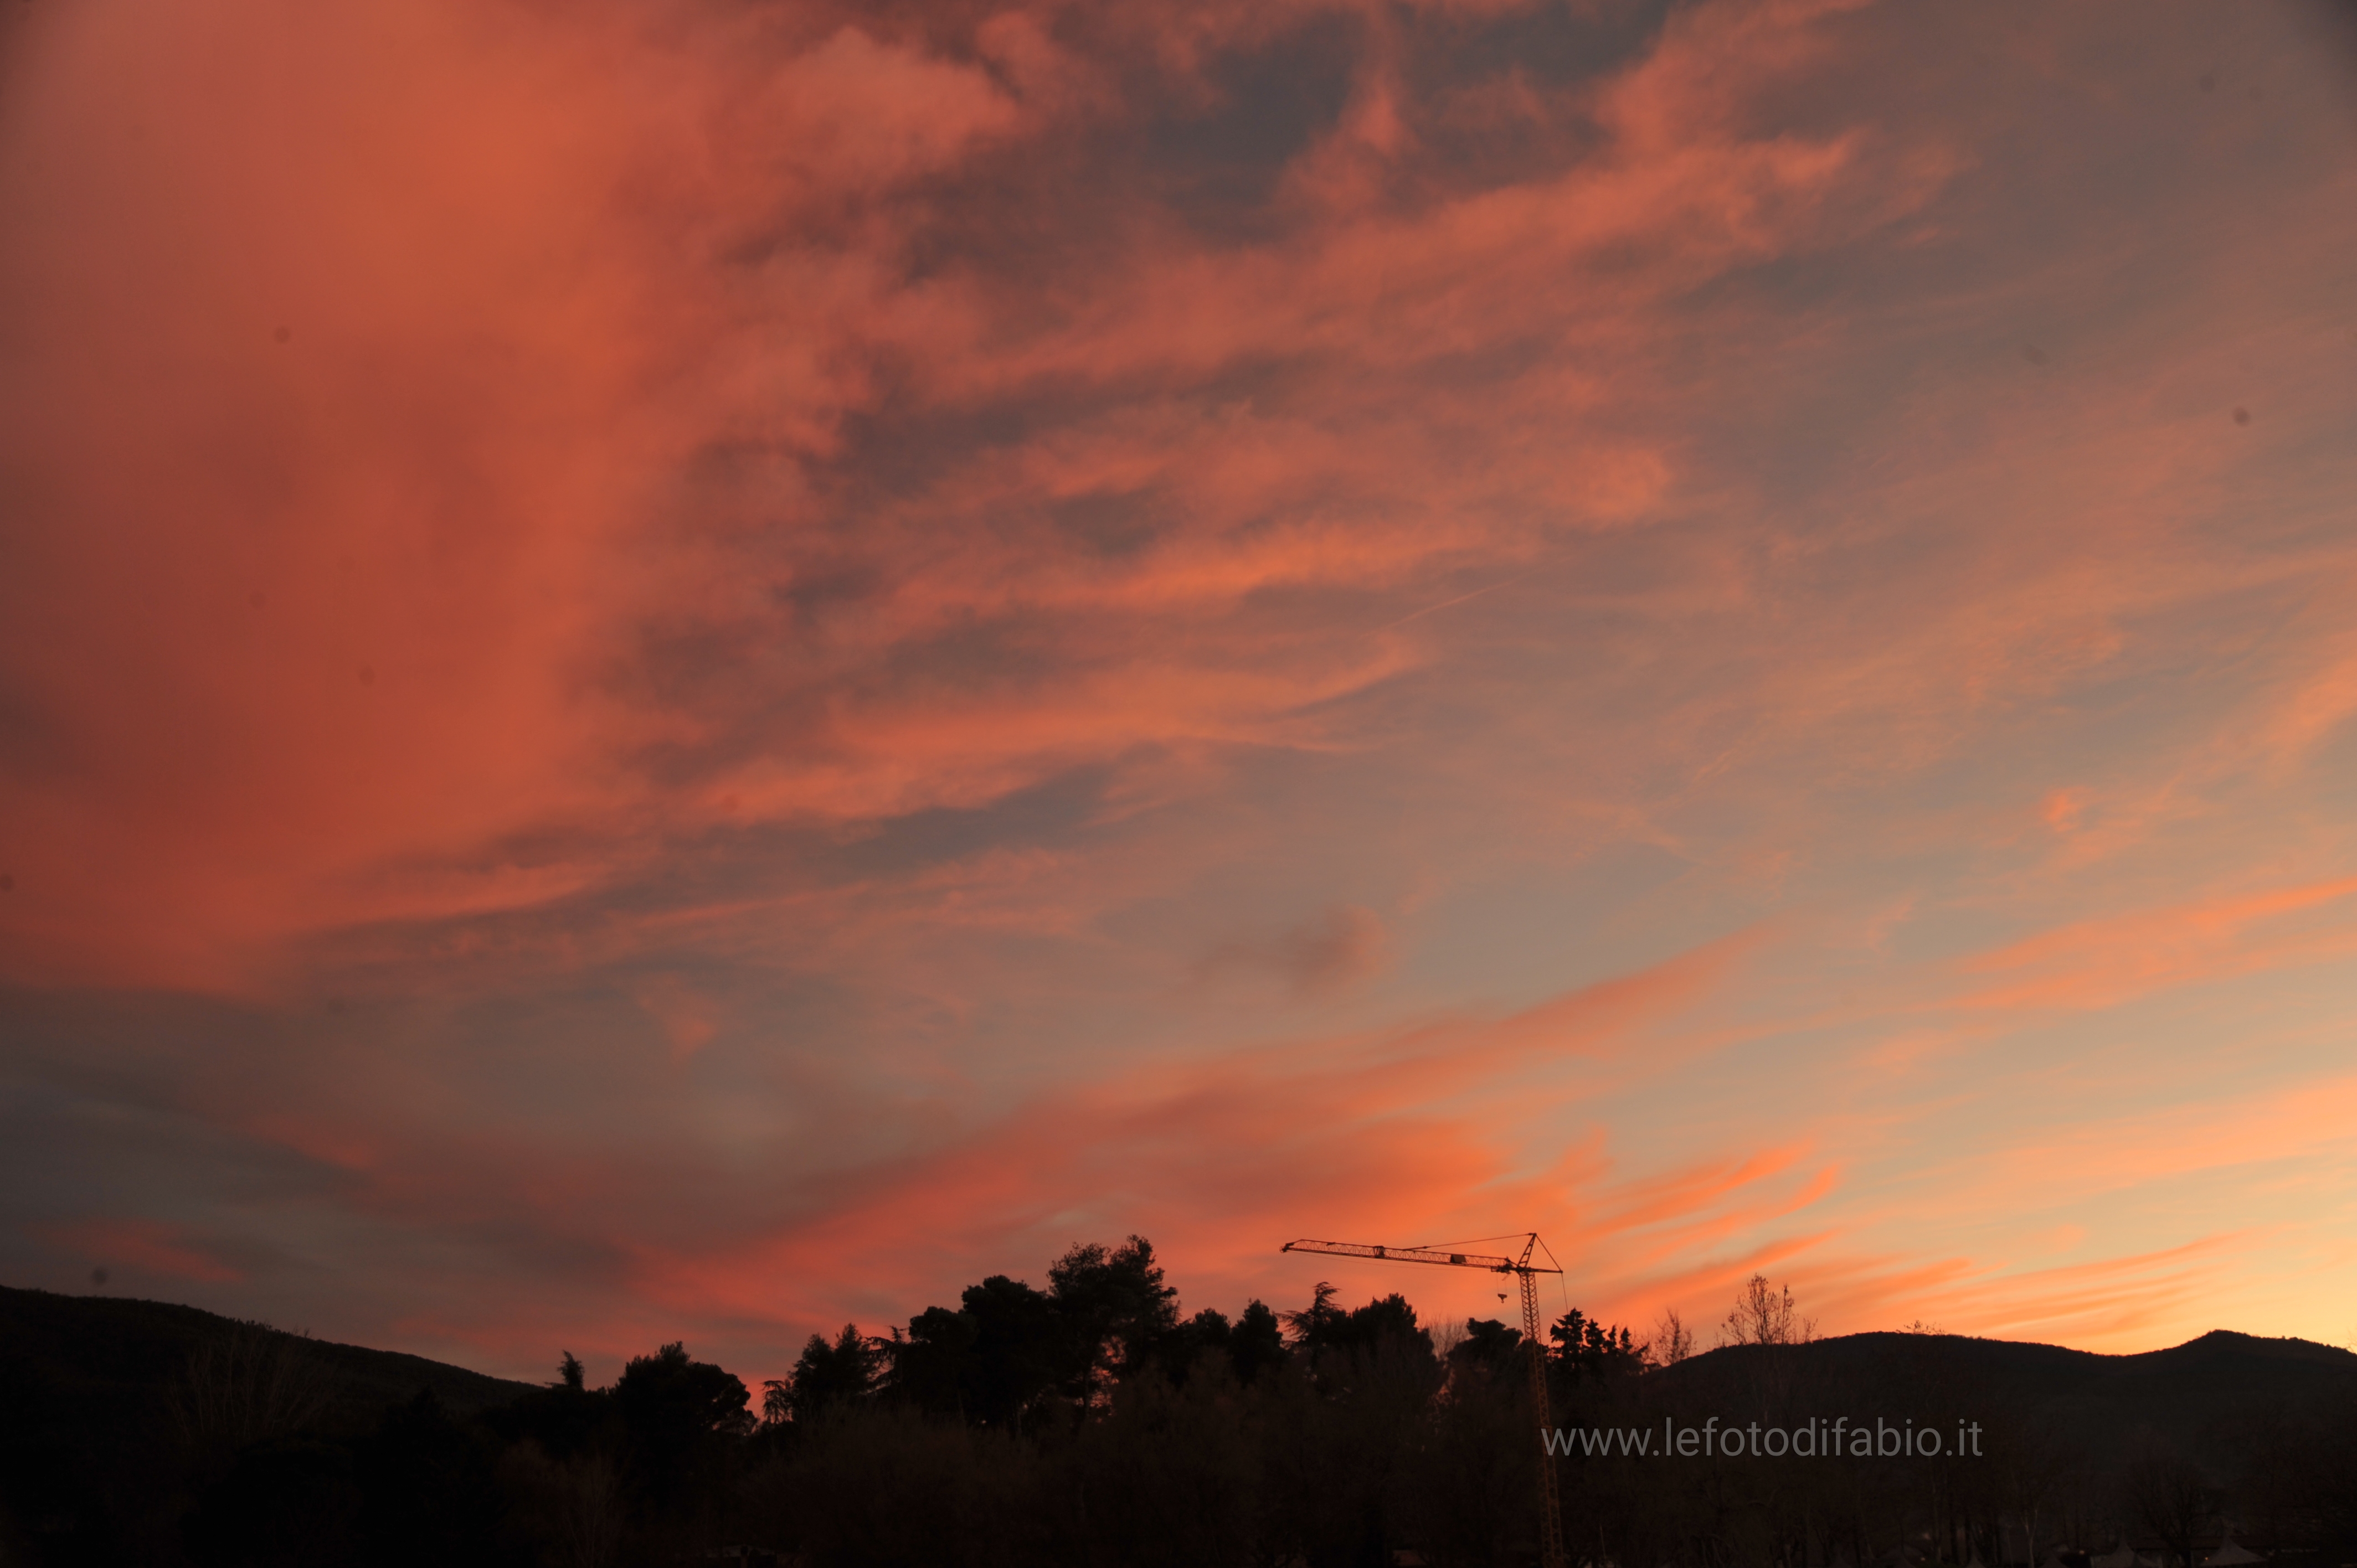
[1280,1234,1567,1568]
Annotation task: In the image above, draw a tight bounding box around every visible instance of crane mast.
[1281,1235,1567,1568]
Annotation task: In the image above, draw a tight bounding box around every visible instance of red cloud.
[6,0,2356,1382]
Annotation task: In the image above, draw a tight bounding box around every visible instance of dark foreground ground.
[6,1278,2355,1568]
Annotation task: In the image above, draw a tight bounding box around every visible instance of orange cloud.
[378,927,1805,1380]
[1957,875,2357,1014]
[6,0,2357,1384]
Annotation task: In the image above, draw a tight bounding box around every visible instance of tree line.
[19,1239,2357,1567]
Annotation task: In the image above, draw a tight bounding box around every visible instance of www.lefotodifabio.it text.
[1545,1418,1985,1459]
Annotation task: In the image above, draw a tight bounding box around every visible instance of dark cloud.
[1199,903,1393,996]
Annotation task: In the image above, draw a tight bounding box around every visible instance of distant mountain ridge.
[1656,1327,2357,1470]
[1671,1324,2357,1384]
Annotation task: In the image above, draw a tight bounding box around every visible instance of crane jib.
[1277,1238,1558,1273]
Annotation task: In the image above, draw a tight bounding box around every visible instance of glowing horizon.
[6,0,2357,1388]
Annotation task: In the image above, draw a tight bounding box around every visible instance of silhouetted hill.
[2,1285,545,1562]
[0,1282,535,1432]
[1658,1327,2357,1473]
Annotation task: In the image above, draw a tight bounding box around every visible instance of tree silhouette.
[611,1340,750,1513]
[1550,1308,1646,1383]
[1329,1293,1428,1358]
[1154,1306,1234,1384]
[786,1325,881,1425]
[1450,1316,1525,1373]
[2128,1445,2213,1568]
[1649,1306,1694,1365]
[1282,1280,1344,1352]
[964,1274,1061,1431]
[169,1321,332,1453]
[1718,1273,1814,1347]
[1048,1234,1180,1405]
[1228,1299,1287,1385]
[882,1303,974,1420]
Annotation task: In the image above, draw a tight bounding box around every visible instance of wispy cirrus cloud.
[6,0,2357,1381]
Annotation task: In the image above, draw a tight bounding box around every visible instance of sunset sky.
[6,0,2357,1388]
